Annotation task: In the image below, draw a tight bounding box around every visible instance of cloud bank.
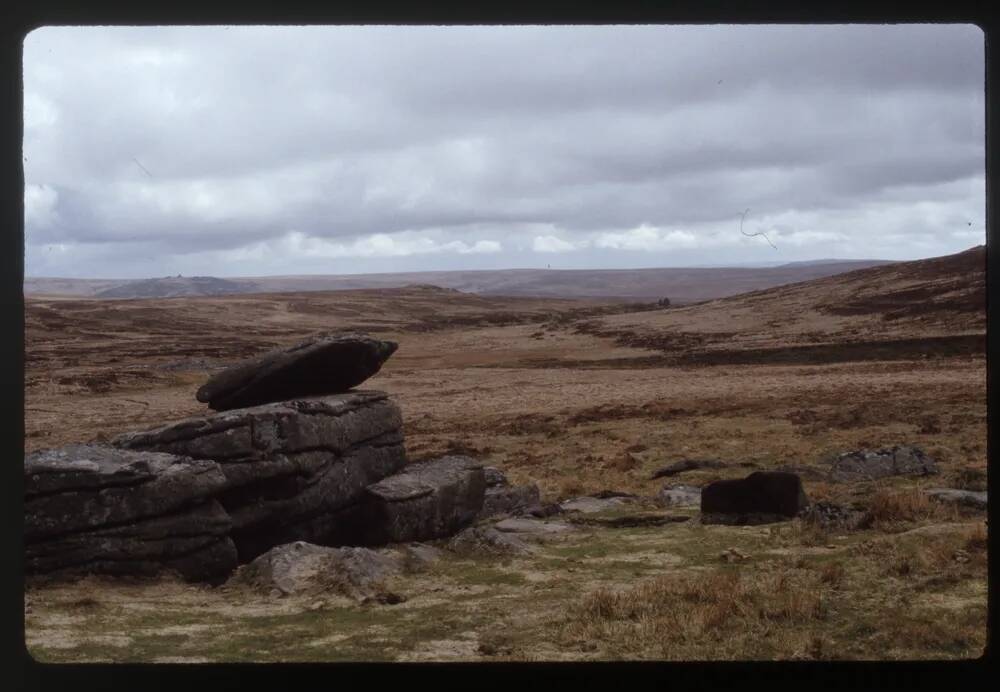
[23,24,984,278]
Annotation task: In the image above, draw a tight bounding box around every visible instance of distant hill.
[93,276,258,299]
[24,258,897,302]
[585,245,985,364]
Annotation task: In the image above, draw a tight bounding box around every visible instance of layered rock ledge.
[24,445,237,582]
[112,391,406,560]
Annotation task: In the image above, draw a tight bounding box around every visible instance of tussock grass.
[867,487,960,529]
[559,568,828,659]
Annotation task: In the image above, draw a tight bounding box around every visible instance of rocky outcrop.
[362,456,486,544]
[701,471,809,525]
[827,445,938,482]
[478,466,541,519]
[24,445,237,582]
[113,392,406,560]
[195,333,398,411]
[924,488,987,511]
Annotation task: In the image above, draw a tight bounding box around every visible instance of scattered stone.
[657,484,702,507]
[195,332,398,411]
[649,458,726,480]
[720,547,750,563]
[24,445,238,582]
[447,525,535,557]
[827,445,939,482]
[569,512,689,528]
[800,501,870,530]
[480,483,542,519]
[393,543,444,571]
[924,488,987,511]
[362,456,486,544]
[527,503,563,518]
[362,591,406,606]
[113,392,406,560]
[559,496,632,514]
[590,490,640,500]
[701,471,809,525]
[493,517,576,541]
[229,541,405,601]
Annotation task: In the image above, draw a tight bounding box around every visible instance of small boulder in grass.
[701,471,809,525]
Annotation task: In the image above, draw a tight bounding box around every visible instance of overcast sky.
[23,24,984,279]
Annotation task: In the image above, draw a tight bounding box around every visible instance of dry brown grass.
[867,487,960,529]
[559,568,829,659]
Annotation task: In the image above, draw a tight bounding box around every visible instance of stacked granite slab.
[112,391,407,561]
[24,445,237,582]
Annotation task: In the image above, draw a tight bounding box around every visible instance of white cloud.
[278,231,501,259]
[593,224,700,251]
[532,235,580,253]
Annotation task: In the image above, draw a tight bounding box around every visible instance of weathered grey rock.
[447,525,535,557]
[559,496,631,514]
[24,445,237,581]
[195,332,398,411]
[800,501,870,530]
[25,445,228,541]
[113,392,407,560]
[492,517,576,540]
[925,488,988,511]
[701,472,808,525]
[392,543,444,570]
[228,541,405,600]
[362,456,486,544]
[480,483,542,518]
[25,501,238,583]
[483,466,509,487]
[828,445,938,482]
[657,484,702,507]
[650,458,726,480]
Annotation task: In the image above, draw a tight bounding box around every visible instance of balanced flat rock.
[195,333,398,411]
[363,455,486,544]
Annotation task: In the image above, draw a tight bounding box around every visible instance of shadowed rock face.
[113,392,406,561]
[701,471,808,525]
[362,456,486,545]
[24,445,237,582]
[195,333,398,411]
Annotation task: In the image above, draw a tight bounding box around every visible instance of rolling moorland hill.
[24,258,893,302]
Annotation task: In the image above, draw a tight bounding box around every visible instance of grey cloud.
[22,24,984,277]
